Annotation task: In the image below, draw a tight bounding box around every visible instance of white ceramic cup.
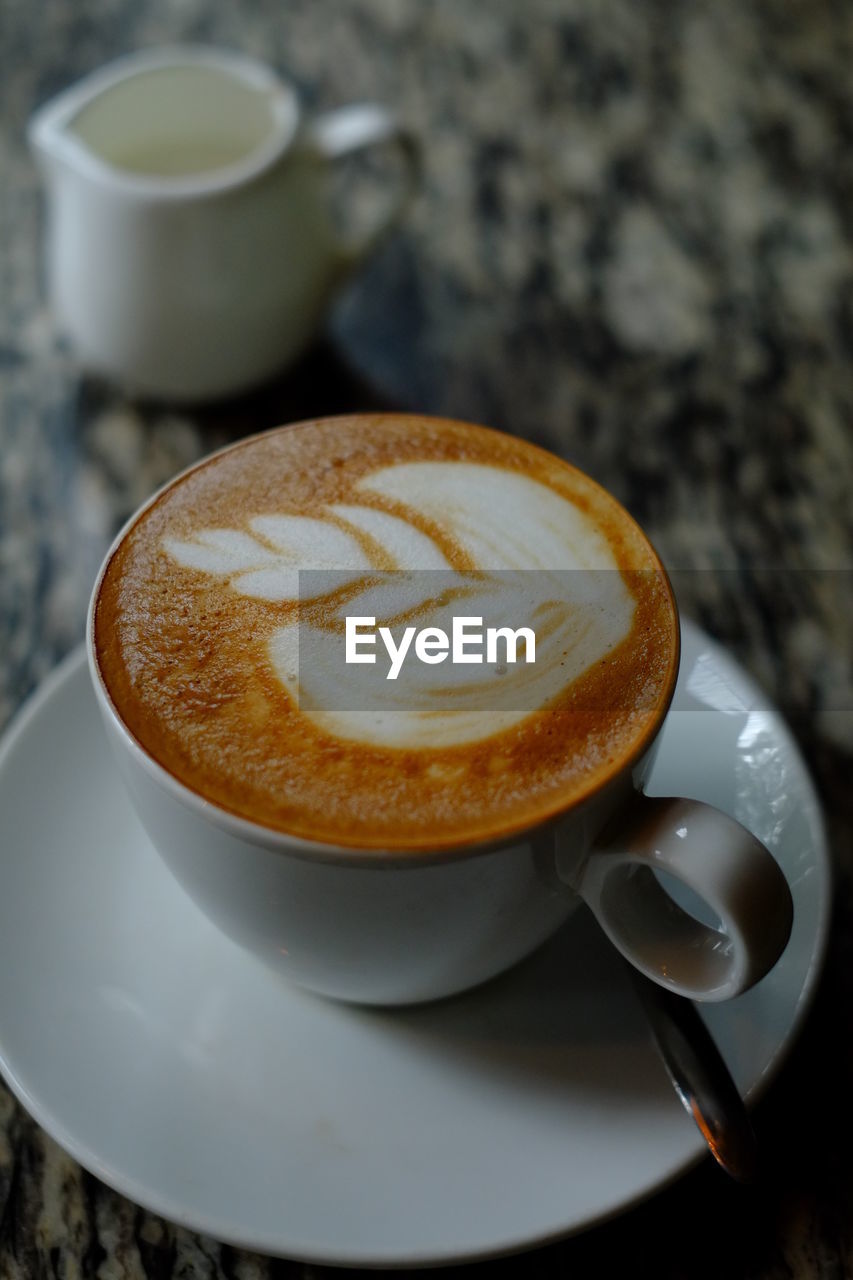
[86,452,793,1007]
[28,46,420,401]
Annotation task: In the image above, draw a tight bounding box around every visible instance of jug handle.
[303,105,421,276]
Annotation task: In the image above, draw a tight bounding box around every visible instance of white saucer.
[0,621,830,1266]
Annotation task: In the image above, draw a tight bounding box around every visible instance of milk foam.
[163,462,635,748]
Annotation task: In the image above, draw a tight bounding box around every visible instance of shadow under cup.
[85,416,793,1006]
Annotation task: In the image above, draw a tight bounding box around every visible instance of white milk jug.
[28,47,420,401]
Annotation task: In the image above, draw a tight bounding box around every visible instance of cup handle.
[573,794,794,1002]
[305,104,421,272]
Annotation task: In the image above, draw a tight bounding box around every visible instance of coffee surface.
[94,415,678,848]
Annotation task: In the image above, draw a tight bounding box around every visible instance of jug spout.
[27,62,132,182]
[27,85,83,176]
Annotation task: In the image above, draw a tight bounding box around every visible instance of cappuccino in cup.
[94,415,677,849]
[89,414,792,1005]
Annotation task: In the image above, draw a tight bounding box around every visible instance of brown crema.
[93,415,679,849]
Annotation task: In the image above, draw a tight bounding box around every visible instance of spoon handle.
[629,970,759,1182]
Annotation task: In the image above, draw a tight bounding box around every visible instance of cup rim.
[87,414,681,867]
[27,45,301,202]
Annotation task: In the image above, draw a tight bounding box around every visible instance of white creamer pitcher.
[28,47,420,401]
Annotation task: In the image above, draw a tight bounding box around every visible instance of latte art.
[93,416,678,848]
[162,463,636,748]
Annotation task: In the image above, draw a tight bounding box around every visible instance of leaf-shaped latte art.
[162,463,638,749]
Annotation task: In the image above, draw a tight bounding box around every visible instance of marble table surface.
[1,0,851,1275]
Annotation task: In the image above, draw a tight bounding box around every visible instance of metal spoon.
[629,968,759,1182]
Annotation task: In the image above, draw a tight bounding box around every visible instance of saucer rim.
[0,625,833,1266]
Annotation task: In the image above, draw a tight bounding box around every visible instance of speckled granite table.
[1,1,852,1276]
